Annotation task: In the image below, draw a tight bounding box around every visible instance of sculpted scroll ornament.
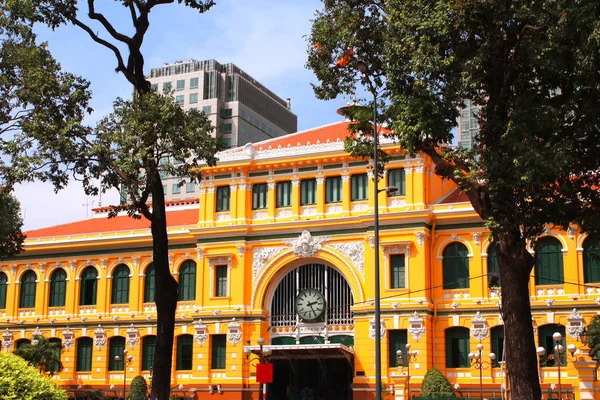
[328,242,365,277]
[227,318,242,345]
[369,318,386,339]
[62,327,75,351]
[408,312,426,342]
[193,320,208,346]
[252,247,286,281]
[126,324,139,349]
[284,230,330,258]
[470,312,489,341]
[94,325,107,350]
[567,308,585,339]
[2,329,13,351]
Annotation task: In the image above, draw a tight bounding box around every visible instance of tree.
[307,1,600,399]
[0,351,68,400]
[420,368,454,398]
[3,2,219,399]
[587,315,600,360]
[129,375,148,400]
[13,335,63,376]
[0,189,25,260]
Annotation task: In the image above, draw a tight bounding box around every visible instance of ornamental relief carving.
[369,318,386,339]
[408,312,426,342]
[470,312,489,341]
[252,247,286,282]
[283,230,330,258]
[327,242,365,277]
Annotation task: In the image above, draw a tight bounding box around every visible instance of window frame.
[300,179,316,205]
[76,337,93,372]
[445,327,470,368]
[0,272,8,309]
[19,270,37,308]
[176,335,194,370]
[216,186,231,212]
[49,269,67,307]
[388,329,408,367]
[211,334,227,370]
[325,176,342,203]
[276,181,292,208]
[350,173,368,201]
[178,260,197,301]
[583,236,600,283]
[142,335,157,371]
[389,254,406,289]
[387,168,406,196]
[80,267,98,306]
[534,237,564,285]
[215,265,227,297]
[144,263,155,303]
[442,242,470,289]
[252,183,268,210]
[108,336,125,371]
[111,264,130,305]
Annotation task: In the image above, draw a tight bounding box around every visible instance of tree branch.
[87,0,134,45]
[128,1,138,24]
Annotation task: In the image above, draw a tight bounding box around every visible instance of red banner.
[256,363,273,383]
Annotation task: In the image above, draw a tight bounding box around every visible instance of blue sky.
[15,0,354,230]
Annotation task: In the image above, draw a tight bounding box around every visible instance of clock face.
[295,288,326,322]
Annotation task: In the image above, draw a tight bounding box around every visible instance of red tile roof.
[440,188,470,204]
[25,209,198,239]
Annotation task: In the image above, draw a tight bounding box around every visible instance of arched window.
[443,242,470,289]
[178,260,196,301]
[535,237,564,285]
[19,271,37,308]
[16,338,31,349]
[80,267,98,306]
[108,336,126,371]
[0,272,7,309]
[142,335,156,371]
[583,236,600,283]
[49,269,67,307]
[176,334,193,370]
[538,324,566,366]
[445,327,470,368]
[144,263,156,303]
[48,338,63,374]
[491,326,504,367]
[111,264,130,304]
[76,337,93,371]
[487,242,500,286]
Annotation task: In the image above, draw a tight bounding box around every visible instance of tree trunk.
[496,231,541,400]
[149,178,178,400]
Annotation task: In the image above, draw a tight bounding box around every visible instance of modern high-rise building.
[457,99,480,149]
[148,59,298,200]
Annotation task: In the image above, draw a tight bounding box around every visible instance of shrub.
[421,368,455,397]
[0,351,67,400]
[129,375,148,400]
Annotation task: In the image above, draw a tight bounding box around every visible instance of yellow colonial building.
[0,121,599,400]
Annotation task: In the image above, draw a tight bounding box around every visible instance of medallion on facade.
[369,317,386,339]
[408,312,426,342]
[328,242,364,277]
[252,247,285,282]
[62,327,74,351]
[193,319,208,346]
[470,312,489,341]
[284,230,330,258]
[227,318,242,345]
[126,324,139,349]
[94,325,107,349]
[2,329,13,351]
[567,308,585,340]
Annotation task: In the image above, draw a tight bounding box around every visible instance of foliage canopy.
[0,351,67,400]
[129,375,149,400]
[421,368,455,398]
[0,190,25,260]
[13,335,63,376]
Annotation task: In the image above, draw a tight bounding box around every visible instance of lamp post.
[396,343,418,399]
[114,349,134,400]
[244,338,273,400]
[468,343,496,400]
[356,58,384,400]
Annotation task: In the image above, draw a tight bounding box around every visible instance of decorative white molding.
[326,204,343,214]
[126,324,139,349]
[367,236,375,249]
[567,308,585,339]
[300,206,317,216]
[276,209,293,218]
[470,312,489,341]
[94,325,107,350]
[132,257,140,270]
[351,202,368,212]
[341,175,350,182]
[39,263,47,273]
[237,245,245,258]
[252,211,268,220]
[100,259,107,270]
[567,226,576,241]
[267,182,276,190]
[196,248,204,261]
[472,233,481,247]
[369,318,386,339]
[292,180,299,187]
[388,198,406,208]
[193,320,208,345]
[252,247,286,282]
[415,165,425,173]
[328,242,365,277]
[62,327,74,351]
[227,318,242,345]
[408,312,426,342]
[283,230,330,258]
[415,232,430,247]
[2,329,13,351]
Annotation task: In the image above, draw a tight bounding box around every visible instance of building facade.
[457,99,479,150]
[1,121,599,400]
[148,59,298,201]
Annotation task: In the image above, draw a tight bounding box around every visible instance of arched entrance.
[266,262,354,400]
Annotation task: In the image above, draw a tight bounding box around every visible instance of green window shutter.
[387,169,406,196]
[583,236,600,283]
[487,243,500,286]
[80,267,98,306]
[216,186,231,212]
[538,324,566,366]
[535,237,564,285]
[446,327,470,368]
[491,326,504,367]
[108,337,125,371]
[388,330,407,367]
[144,263,156,303]
[49,269,67,307]
[211,335,227,369]
[142,335,157,371]
[19,271,37,308]
[215,265,227,297]
[300,179,316,205]
[48,338,62,374]
[176,335,194,370]
[111,264,130,304]
[276,181,291,208]
[178,260,197,301]
[252,183,268,209]
[390,255,406,289]
[0,272,7,309]
[443,242,470,289]
[326,176,341,203]
[76,338,93,372]
[351,174,368,201]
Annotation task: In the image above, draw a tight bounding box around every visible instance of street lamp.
[468,343,496,400]
[114,349,134,400]
[244,338,272,400]
[396,343,418,399]
[356,58,384,400]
